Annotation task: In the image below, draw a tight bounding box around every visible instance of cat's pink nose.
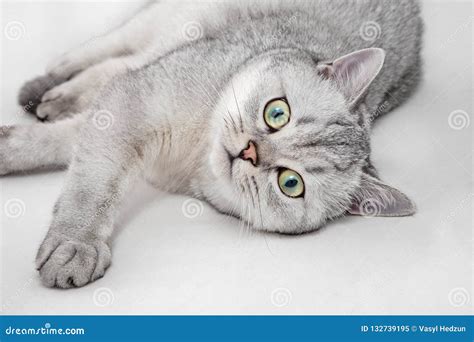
[239,141,258,166]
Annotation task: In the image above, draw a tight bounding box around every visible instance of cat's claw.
[36,234,111,288]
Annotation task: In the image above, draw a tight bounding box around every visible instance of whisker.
[238,193,248,240]
[251,178,274,255]
[225,109,239,134]
[251,176,264,230]
[237,181,247,238]
[223,117,233,134]
[240,179,256,238]
[230,81,244,133]
[245,176,256,209]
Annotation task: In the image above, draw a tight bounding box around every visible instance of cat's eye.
[278,169,304,198]
[264,98,290,130]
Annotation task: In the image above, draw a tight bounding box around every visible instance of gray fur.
[2,0,422,288]
[17,74,67,116]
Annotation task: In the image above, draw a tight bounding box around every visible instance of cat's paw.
[18,74,68,116]
[36,234,111,288]
[36,83,83,121]
[36,68,102,121]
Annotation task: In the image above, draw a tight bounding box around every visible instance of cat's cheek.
[208,144,230,180]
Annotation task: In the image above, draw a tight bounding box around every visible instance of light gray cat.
[1,0,423,288]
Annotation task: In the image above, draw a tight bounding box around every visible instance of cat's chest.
[145,118,210,194]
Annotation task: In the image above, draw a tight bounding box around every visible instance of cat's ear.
[348,172,416,217]
[317,48,385,107]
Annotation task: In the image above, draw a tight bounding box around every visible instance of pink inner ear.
[317,62,333,79]
[347,202,363,215]
[319,48,385,106]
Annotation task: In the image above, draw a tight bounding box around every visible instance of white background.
[1,0,472,314]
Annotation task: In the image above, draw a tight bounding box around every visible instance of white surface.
[1,1,472,315]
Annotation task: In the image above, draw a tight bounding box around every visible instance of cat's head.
[208,48,415,234]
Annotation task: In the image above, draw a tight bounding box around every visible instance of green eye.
[278,169,304,198]
[264,98,290,130]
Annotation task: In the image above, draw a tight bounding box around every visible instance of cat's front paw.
[18,74,67,116]
[36,234,111,288]
[36,83,83,121]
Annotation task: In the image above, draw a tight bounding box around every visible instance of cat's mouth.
[223,140,257,181]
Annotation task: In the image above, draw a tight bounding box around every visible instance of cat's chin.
[202,148,240,216]
[200,184,241,220]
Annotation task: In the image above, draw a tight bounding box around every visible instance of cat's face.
[208,48,415,233]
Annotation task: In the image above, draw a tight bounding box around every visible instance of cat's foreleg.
[35,119,157,288]
[46,3,162,80]
[0,117,82,175]
[18,2,161,115]
[35,53,151,121]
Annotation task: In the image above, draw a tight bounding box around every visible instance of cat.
[1,0,423,288]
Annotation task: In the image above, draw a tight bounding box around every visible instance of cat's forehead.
[249,58,348,117]
[264,119,368,171]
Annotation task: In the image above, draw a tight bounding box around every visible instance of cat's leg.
[45,3,164,80]
[35,117,158,288]
[42,0,236,80]
[35,53,151,121]
[19,0,236,118]
[19,0,238,119]
[0,117,82,175]
[18,2,162,115]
